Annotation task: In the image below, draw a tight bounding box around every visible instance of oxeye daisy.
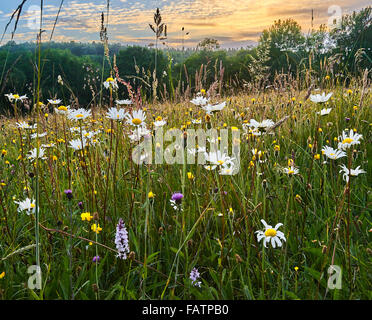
[106,107,127,121]
[115,99,133,106]
[69,138,87,151]
[283,165,299,176]
[68,108,91,121]
[322,146,346,160]
[310,92,333,103]
[125,109,146,127]
[337,129,362,150]
[255,219,286,248]
[202,101,226,114]
[339,164,366,183]
[14,198,36,215]
[317,108,332,116]
[47,99,62,105]
[190,94,209,106]
[28,147,46,162]
[5,93,27,102]
[104,77,118,90]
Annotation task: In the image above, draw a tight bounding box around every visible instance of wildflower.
[64,189,73,200]
[283,166,299,176]
[5,93,27,102]
[202,101,226,114]
[187,172,195,180]
[14,198,36,215]
[68,108,91,121]
[81,212,93,222]
[115,218,130,260]
[339,164,366,183]
[55,105,70,115]
[148,191,155,199]
[47,99,61,105]
[347,89,353,95]
[116,99,133,105]
[190,267,201,287]
[0,272,5,279]
[190,94,209,106]
[317,108,332,116]
[106,107,127,121]
[69,138,87,151]
[322,146,346,160]
[91,223,102,234]
[170,192,184,210]
[310,92,333,103]
[255,219,286,248]
[104,77,118,90]
[125,109,147,127]
[28,148,46,162]
[314,154,320,160]
[92,256,100,263]
[337,129,362,150]
[294,266,299,272]
[16,121,37,129]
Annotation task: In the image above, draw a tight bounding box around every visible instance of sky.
[0,0,369,48]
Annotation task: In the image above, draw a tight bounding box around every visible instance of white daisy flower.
[128,127,150,142]
[47,99,62,105]
[116,99,133,106]
[283,166,299,176]
[247,119,275,133]
[30,132,47,139]
[191,118,202,124]
[68,108,91,121]
[16,121,37,129]
[28,148,46,162]
[317,108,332,116]
[125,109,146,127]
[55,105,70,115]
[5,93,27,102]
[190,94,209,106]
[14,198,36,215]
[322,146,346,160]
[339,164,366,183]
[202,101,226,114]
[69,138,87,151]
[337,129,362,150]
[255,219,286,248]
[104,77,118,90]
[154,119,167,127]
[310,92,333,103]
[106,107,127,121]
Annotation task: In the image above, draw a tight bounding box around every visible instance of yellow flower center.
[106,77,114,82]
[218,160,224,165]
[58,106,67,111]
[288,168,294,175]
[14,94,20,99]
[75,114,84,118]
[132,118,142,125]
[342,138,353,144]
[265,228,277,237]
[30,203,35,208]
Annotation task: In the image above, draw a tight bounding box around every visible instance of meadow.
[0,2,371,301]
[0,77,370,300]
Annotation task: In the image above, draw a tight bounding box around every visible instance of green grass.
[0,83,371,300]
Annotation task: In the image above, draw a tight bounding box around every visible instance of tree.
[197,38,220,51]
[258,19,305,76]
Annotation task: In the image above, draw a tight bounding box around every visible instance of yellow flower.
[274,145,280,152]
[91,223,102,234]
[353,105,358,111]
[1,149,7,156]
[294,266,299,272]
[148,191,155,199]
[325,75,330,80]
[187,172,195,180]
[318,128,322,133]
[314,154,320,160]
[0,271,5,279]
[81,212,93,222]
[200,89,206,95]
[44,113,49,118]
[347,89,353,95]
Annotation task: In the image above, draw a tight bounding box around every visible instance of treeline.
[0,6,370,111]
